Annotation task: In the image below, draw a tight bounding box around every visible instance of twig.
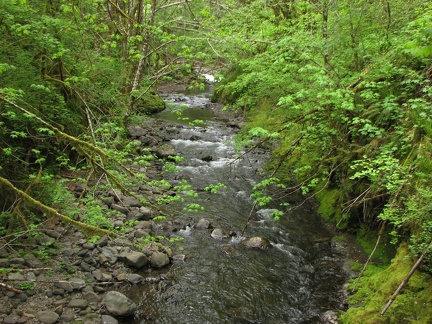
[240,203,257,236]
[352,221,387,292]
[0,282,23,294]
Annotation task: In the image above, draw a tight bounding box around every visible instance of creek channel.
[125,86,351,323]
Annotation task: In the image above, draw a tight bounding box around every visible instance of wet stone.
[104,291,137,317]
[211,228,227,239]
[150,251,170,268]
[240,237,272,250]
[118,251,148,269]
[127,273,144,284]
[196,218,212,229]
[101,314,119,324]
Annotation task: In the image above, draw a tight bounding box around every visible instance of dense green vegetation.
[1,0,432,322]
[210,1,432,322]
[0,0,216,235]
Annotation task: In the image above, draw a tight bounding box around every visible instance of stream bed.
[126,87,354,323]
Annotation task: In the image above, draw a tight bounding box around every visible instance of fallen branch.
[381,240,432,316]
[0,175,116,238]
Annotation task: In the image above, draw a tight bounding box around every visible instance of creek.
[126,86,350,323]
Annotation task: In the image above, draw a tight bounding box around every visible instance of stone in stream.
[155,143,177,158]
[118,251,149,269]
[240,237,272,249]
[127,273,144,284]
[101,314,119,324]
[103,291,137,317]
[150,251,170,268]
[195,218,212,229]
[211,228,227,239]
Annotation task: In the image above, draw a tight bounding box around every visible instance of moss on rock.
[132,91,165,115]
[340,243,432,324]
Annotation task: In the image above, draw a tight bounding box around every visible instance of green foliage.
[251,177,285,207]
[153,216,167,222]
[87,235,101,244]
[19,282,36,291]
[204,182,227,194]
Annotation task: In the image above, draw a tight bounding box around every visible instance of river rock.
[54,281,73,292]
[68,298,88,309]
[150,251,170,268]
[127,273,144,284]
[92,269,112,282]
[35,311,59,324]
[7,272,25,281]
[155,143,176,158]
[322,310,339,323]
[110,204,129,214]
[127,126,147,138]
[196,218,212,229]
[240,237,272,249]
[118,251,148,268]
[122,196,142,207]
[68,277,86,290]
[211,228,227,239]
[104,291,137,317]
[101,314,119,324]
[100,246,118,264]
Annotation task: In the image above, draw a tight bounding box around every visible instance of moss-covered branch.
[0,175,116,238]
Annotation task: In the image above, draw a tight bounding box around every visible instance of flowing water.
[126,87,350,323]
